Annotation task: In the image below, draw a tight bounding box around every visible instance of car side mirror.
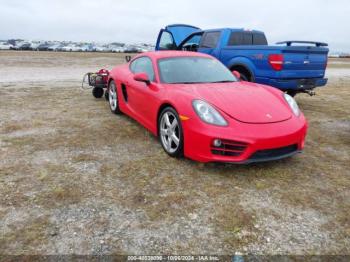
[133,73,150,85]
[232,71,241,80]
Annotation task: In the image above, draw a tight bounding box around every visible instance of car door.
[197,31,222,58]
[156,24,201,50]
[128,56,158,129]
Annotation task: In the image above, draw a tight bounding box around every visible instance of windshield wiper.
[209,80,236,83]
[169,81,205,84]
[168,80,236,84]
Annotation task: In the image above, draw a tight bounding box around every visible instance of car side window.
[130,57,155,81]
[130,59,138,72]
[200,32,221,48]
[159,31,176,50]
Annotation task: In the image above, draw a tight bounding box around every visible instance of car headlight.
[284,93,300,116]
[192,100,228,126]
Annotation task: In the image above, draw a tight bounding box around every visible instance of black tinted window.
[228,32,253,45]
[130,57,155,81]
[228,32,267,46]
[253,33,267,45]
[200,32,220,48]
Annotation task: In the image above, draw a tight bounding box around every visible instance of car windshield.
[158,57,237,84]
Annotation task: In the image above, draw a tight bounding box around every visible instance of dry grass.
[0,51,349,255]
[0,216,50,254]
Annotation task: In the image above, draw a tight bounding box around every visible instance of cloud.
[0,0,349,51]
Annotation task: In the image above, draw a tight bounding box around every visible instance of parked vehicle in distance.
[10,42,31,50]
[79,44,94,52]
[19,43,32,50]
[156,24,329,96]
[105,51,307,163]
[61,45,80,52]
[111,46,125,53]
[30,42,42,50]
[0,42,13,50]
[47,43,64,51]
[54,44,67,52]
[94,45,107,52]
[109,43,125,53]
[37,43,51,51]
[124,45,141,53]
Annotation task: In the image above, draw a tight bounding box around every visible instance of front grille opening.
[211,139,248,157]
[250,144,298,160]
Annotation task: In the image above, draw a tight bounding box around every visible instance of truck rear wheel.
[231,65,252,82]
[239,73,249,81]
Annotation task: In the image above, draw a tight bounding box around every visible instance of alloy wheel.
[160,111,181,154]
[109,82,117,111]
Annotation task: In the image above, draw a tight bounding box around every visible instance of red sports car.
[106,51,307,163]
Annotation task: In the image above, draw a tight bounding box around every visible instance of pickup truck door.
[155,24,201,50]
[197,31,222,58]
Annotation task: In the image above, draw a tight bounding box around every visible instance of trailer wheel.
[92,87,104,98]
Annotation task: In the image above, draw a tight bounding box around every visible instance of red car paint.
[107,51,307,163]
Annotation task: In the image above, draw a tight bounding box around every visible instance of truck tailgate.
[280,46,328,78]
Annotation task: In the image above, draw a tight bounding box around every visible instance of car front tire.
[158,107,184,158]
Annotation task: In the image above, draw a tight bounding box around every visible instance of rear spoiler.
[276,41,328,47]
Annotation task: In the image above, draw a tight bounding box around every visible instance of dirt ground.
[0,51,349,255]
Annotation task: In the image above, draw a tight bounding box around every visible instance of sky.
[0,0,349,52]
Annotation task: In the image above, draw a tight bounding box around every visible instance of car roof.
[135,51,213,60]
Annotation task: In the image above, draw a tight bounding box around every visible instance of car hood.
[175,82,292,124]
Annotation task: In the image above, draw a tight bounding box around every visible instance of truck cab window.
[200,32,221,48]
[228,32,253,45]
[182,34,202,52]
[253,33,268,45]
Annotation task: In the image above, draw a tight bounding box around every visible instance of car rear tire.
[108,80,121,114]
[159,107,184,158]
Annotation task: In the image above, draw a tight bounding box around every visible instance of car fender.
[157,99,178,120]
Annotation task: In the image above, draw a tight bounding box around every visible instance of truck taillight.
[268,54,284,71]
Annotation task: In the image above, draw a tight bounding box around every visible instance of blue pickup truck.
[155,24,329,96]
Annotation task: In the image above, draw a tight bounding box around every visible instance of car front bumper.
[182,117,307,163]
